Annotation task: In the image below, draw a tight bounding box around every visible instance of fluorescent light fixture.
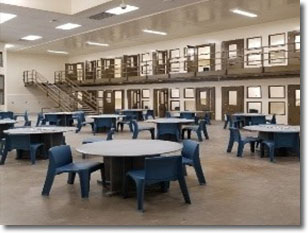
[21,35,42,41]
[0,12,17,24]
[56,23,81,30]
[5,44,14,49]
[143,29,167,36]
[105,5,139,15]
[231,9,257,18]
[86,41,109,47]
[47,50,68,55]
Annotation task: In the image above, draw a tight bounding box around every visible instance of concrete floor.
[0,121,300,225]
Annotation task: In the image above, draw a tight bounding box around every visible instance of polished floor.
[0,120,300,225]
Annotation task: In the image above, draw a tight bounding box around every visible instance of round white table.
[243,124,300,133]
[87,114,125,119]
[0,119,17,138]
[76,139,182,195]
[146,118,194,141]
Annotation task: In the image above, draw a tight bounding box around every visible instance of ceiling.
[0,0,300,56]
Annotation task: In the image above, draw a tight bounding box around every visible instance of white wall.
[0,43,7,111]
[6,52,68,113]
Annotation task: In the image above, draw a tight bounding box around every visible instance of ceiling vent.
[89,12,114,20]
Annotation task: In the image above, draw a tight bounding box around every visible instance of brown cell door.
[288,31,300,66]
[196,87,215,119]
[221,39,244,70]
[102,59,115,79]
[154,50,168,74]
[103,90,115,114]
[127,89,141,109]
[154,89,169,117]
[288,85,300,125]
[65,63,77,80]
[197,43,215,72]
[221,86,244,119]
[124,55,140,77]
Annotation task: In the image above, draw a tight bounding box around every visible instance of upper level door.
[123,55,140,77]
[288,85,300,125]
[221,86,244,119]
[196,87,215,119]
[153,50,168,75]
[221,39,244,70]
[288,30,300,66]
[102,59,115,79]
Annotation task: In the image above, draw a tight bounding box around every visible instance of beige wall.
[6,52,68,113]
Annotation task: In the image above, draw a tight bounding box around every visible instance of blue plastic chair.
[180,112,195,119]
[81,128,115,159]
[143,110,155,120]
[181,140,206,185]
[182,120,209,142]
[36,113,46,127]
[250,116,266,125]
[165,111,172,118]
[227,127,259,157]
[266,114,277,124]
[204,112,211,125]
[73,112,94,133]
[124,156,191,212]
[117,115,134,132]
[0,111,14,119]
[223,114,232,129]
[92,118,114,135]
[0,134,45,165]
[45,114,61,126]
[131,120,155,139]
[157,123,180,141]
[41,145,105,198]
[261,133,300,162]
[14,111,31,128]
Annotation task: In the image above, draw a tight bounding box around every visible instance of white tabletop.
[170,111,203,113]
[243,124,300,133]
[87,114,125,119]
[44,112,75,115]
[76,139,183,157]
[0,119,17,124]
[121,109,145,112]
[146,118,194,124]
[4,126,76,135]
[233,113,266,117]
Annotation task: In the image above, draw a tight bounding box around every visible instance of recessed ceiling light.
[47,50,68,55]
[143,29,167,36]
[230,9,257,18]
[86,41,109,47]
[56,23,81,30]
[5,44,14,49]
[0,12,17,24]
[21,35,42,41]
[105,5,139,15]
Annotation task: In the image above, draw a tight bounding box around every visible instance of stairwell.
[23,70,100,114]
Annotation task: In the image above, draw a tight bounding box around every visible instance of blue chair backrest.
[180,112,195,119]
[145,156,183,181]
[229,127,241,142]
[145,110,155,119]
[157,123,178,135]
[6,134,31,150]
[36,113,45,126]
[0,111,14,119]
[274,133,299,148]
[48,145,72,169]
[181,140,199,161]
[250,116,266,125]
[74,111,85,122]
[45,114,59,124]
[165,112,171,118]
[94,118,113,128]
[271,114,277,124]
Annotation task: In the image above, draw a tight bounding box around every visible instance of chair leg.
[132,130,138,139]
[100,165,106,187]
[178,177,191,204]
[160,181,169,193]
[123,175,129,198]
[181,129,186,139]
[78,171,90,198]
[193,161,206,185]
[223,120,228,129]
[269,147,276,163]
[41,169,56,196]
[30,147,38,165]
[237,141,244,157]
[203,128,209,140]
[227,138,234,153]
[182,164,188,176]
[187,130,191,139]
[150,129,155,140]
[196,130,203,142]
[136,180,145,212]
[67,172,76,184]
[250,142,255,153]
[16,149,22,159]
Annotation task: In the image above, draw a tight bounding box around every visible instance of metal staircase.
[23,70,99,114]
